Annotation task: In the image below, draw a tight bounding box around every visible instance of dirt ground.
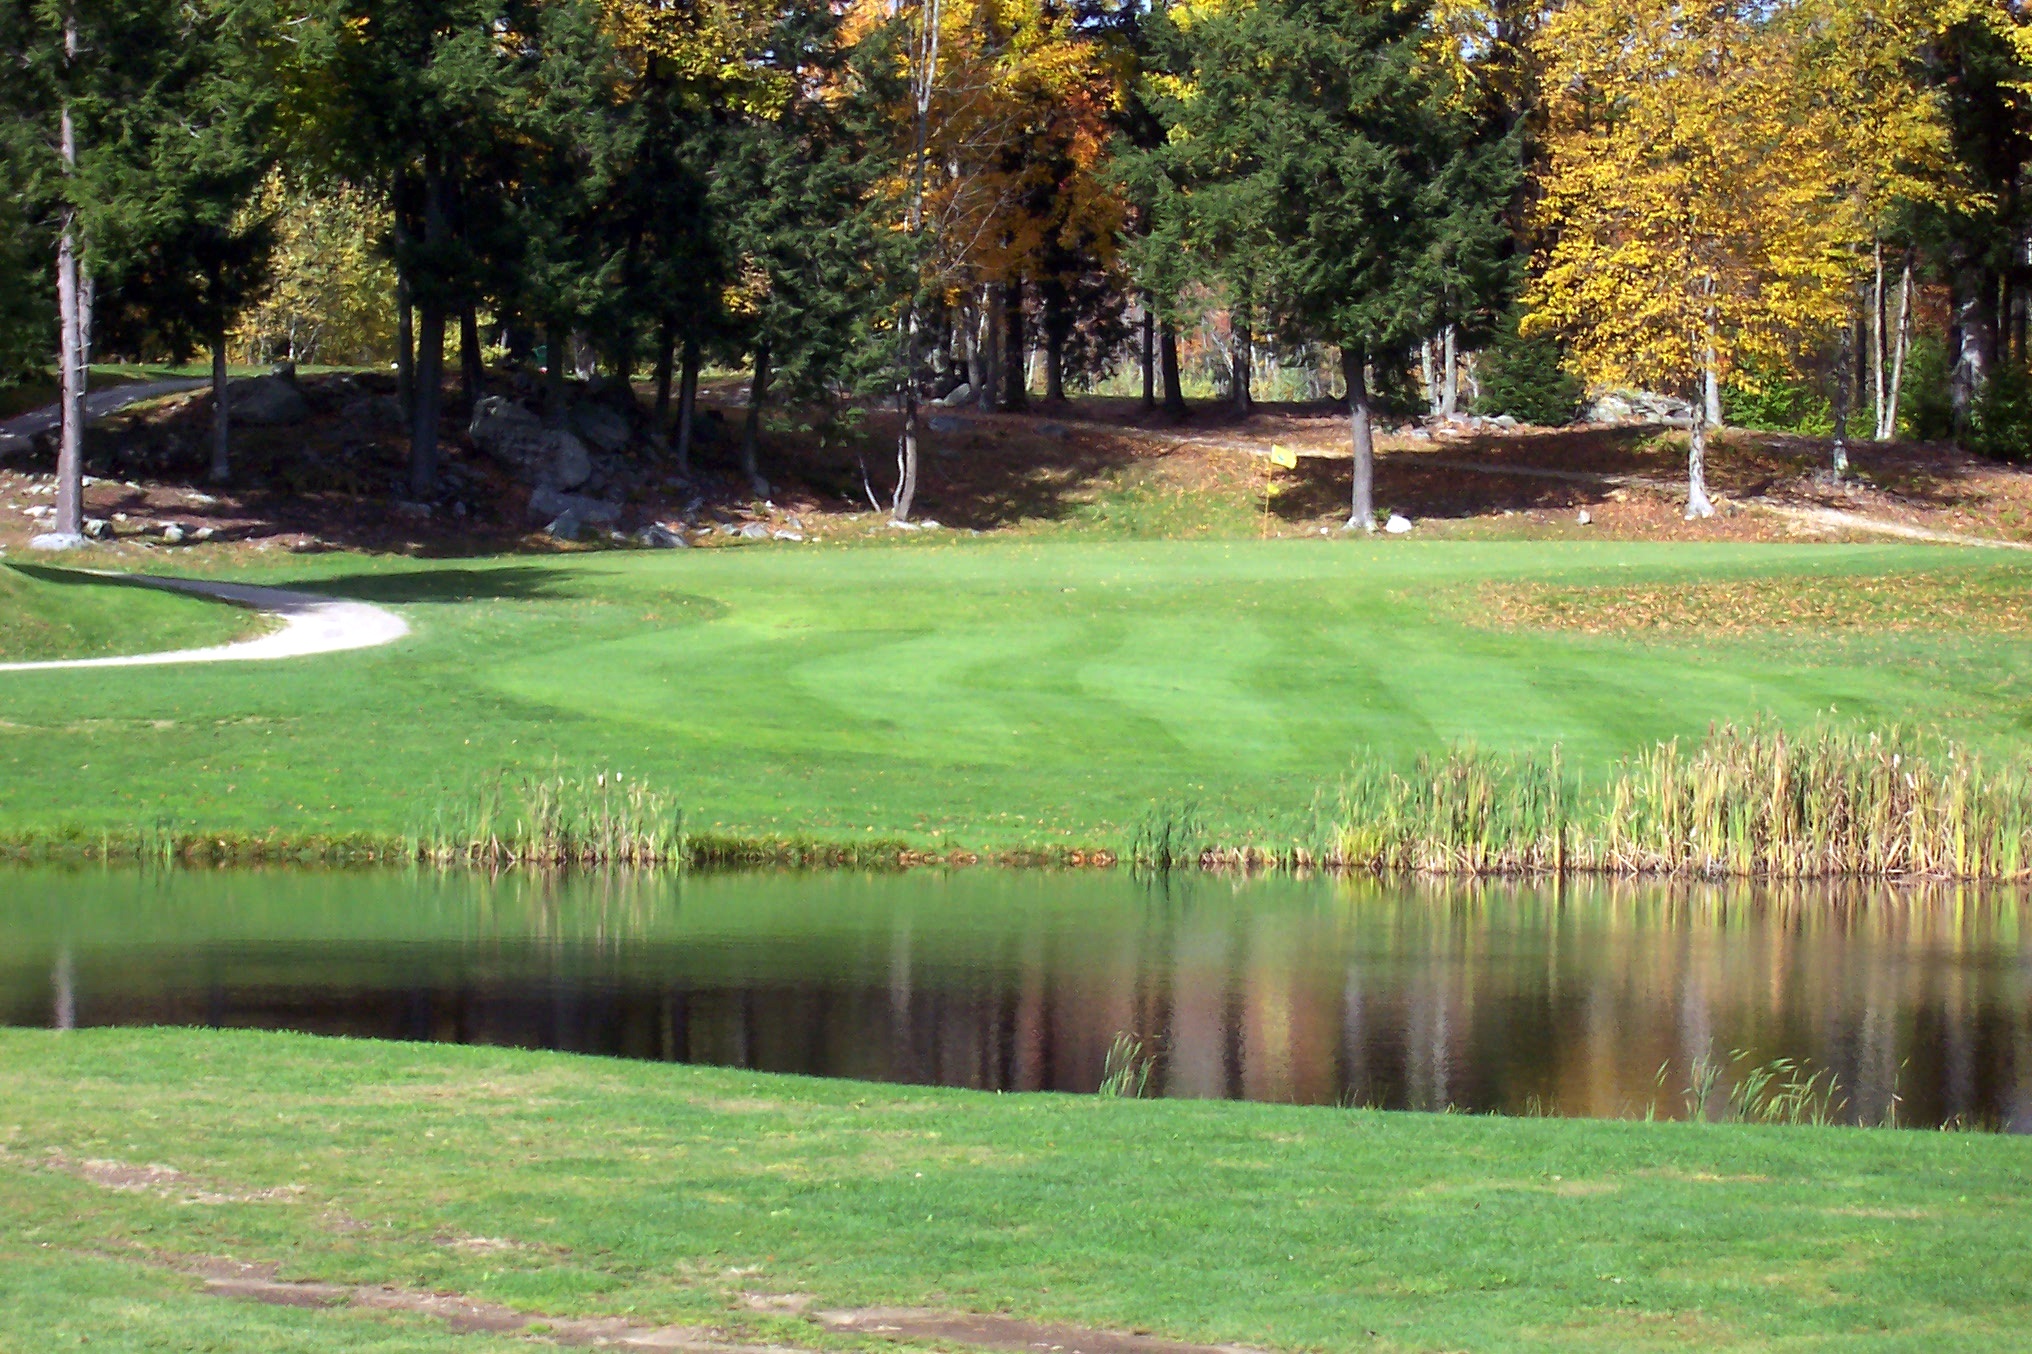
[2,374,2028,561]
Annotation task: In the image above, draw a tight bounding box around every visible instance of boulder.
[83,518,110,539]
[938,383,973,408]
[1384,514,1413,534]
[228,374,309,427]
[339,394,405,436]
[1586,390,1692,425]
[528,485,621,524]
[1037,422,1070,440]
[0,431,30,460]
[544,513,583,542]
[738,522,768,540]
[28,531,84,551]
[161,523,188,544]
[571,402,633,455]
[470,396,592,490]
[635,524,688,549]
[927,414,966,434]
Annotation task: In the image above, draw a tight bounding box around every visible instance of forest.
[3,0,2031,538]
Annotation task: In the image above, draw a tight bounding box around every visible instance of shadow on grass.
[6,561,590,606]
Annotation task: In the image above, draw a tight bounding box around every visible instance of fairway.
[1,539,2028,849]
[3,1028,2029,1352]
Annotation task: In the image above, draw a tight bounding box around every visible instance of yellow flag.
[1268,443,1297,469]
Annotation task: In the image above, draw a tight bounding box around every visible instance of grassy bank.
[0,563,262,662]
[2,541,2031,853]
[1,1028,2027,1351]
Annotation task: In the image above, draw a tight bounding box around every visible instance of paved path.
[0,378,210,445]
[0,574,409,673]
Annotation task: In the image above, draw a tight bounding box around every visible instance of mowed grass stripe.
[0,540,2027,848]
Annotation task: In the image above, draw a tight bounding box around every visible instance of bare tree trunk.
[740,345,770,498]
[394,212,415,427]
[652,320,675,429]
[1686,396,1716,519]
[544,323,569,428]
[1441,325,1458,418]
[1231,317,1253,414]
[48,6,86,546]
[1001,278,1026,411]
[209,328,232,484]
[1419,338,1438,415]
[459,307,483,412]
[1160,322,1186,417]
[975,285,1001,411]
[1880,251,1913,440]
[894,318,921,521]
[1830,325,1851,479]
[1952,265,1989,428]
[1703,351,1722,429]
[407,166,450,499]
[1140,295,1155,413]
[1870,238,1886,438]
[674,336,699,478]
[1344,347,1374,531]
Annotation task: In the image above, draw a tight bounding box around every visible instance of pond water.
[3,867,2028,1129]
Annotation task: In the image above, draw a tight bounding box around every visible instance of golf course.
[3,537,2030,853]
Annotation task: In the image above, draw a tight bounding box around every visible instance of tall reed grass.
[1311,723,2032,880]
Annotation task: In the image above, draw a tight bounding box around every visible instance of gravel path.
[0,574,409,673]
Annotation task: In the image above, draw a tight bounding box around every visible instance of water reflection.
[1,867,2026,1129]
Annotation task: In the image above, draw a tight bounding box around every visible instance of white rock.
[1384,514,1414,534]
[83,518,109,539]
[28,531,84,551]
[161,523,187,544]
[1577,509,1592,526]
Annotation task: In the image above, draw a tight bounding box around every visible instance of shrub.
[1474,319,1585,426]
[1897,334,1957,442]
[1963,361,2032,463]
[1719,357,1832,434]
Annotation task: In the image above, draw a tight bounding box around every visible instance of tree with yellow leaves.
[1525,0,1852,515]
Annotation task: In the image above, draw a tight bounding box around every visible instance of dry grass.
[1477,569,2032,637]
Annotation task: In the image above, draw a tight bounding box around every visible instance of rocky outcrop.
[469,397,592,490]
[227,374,309,427]
[1585,390,1693,425]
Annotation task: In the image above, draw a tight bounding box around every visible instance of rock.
[227,374,309,427]
[938,383,973,408]
[738,522,768,540]
[469,396,593,490]
[1384,514,1413,534]
[635,524,688,549]
[927,414,966,434]
[527,485,621,524]
[1586,389,1692,425]
[1577,508,1592,526]
[771,529,804,542]
[83,518,109,539]
[192,526,216,542]
[161,523,187,544]
[339,394,405,435]
[28,531,85,551]
[1037,422,1070,440]
[1490,414,1519,429]
[545,513,583,542]
[394,500,432,520]
[0,432,31,460]
[571,402,632,455]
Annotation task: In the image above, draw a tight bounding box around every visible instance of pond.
[3,867,2027,1130]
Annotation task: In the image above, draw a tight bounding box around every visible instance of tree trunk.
[394,226,415,427]
[674,336,699,478]
[1344,348,1374,531]
[652,320,675,430]
[1001,278,1026,411]
[544,323,569,428]
[1952,265,1990,426]
[1140,296,1156,413]
[975,285,1001,411]
[1702,352,1722,429]
[1231,318,1252,414]
[894,304,921,520]
[1686,398,1716,519]
[740,344,770,497]
[1419,338,1438,415]
[1830,323,1851,479]
[1440,325,1458,418]
[410,303,444,499]
[459,307,483,412]
[1044,322,1065,403]
[1880,251,1913,441]
[1870,238,1886,439]
[50,57,85,545]
[1160,322,1186,417]
[209,328,232,484]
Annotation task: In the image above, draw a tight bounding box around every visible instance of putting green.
[1,539,2027,847]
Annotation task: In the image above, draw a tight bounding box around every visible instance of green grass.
[0,1028,2027,1351]
[2,540,2031,851]
[0,563,262,662]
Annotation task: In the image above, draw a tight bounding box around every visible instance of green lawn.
[1,1028,2026,1351]
[0,562,261,662]
[1,539,2029,849]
